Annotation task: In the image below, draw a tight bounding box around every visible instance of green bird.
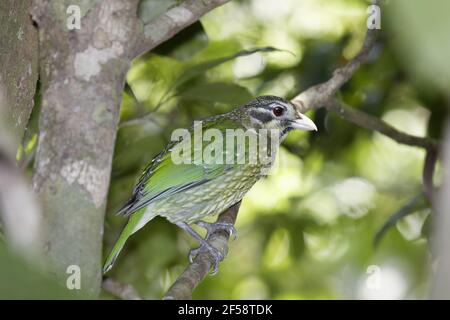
[103,96,317,274]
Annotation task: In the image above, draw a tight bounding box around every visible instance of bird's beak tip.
[291,113,318,132]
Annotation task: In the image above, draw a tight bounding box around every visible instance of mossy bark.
[0,0,39,144]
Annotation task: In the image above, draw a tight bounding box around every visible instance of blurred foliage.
[387,0,450,94]
[100,0,450,299]
[0,244,77,299]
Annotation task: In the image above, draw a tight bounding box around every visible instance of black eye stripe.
[249,109,273,123]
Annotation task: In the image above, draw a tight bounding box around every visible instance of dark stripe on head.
[249,109,273,123]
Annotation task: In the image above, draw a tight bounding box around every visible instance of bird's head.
[242,95,317,135]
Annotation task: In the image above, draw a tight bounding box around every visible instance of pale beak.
[290,113,318,131]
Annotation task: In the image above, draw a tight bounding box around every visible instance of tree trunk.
[31,0,141,297]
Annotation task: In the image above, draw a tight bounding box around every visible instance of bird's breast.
[153,164,264,223]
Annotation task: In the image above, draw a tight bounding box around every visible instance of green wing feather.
[103,116,245,273]
[120,117,243,215]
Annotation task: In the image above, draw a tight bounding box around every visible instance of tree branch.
[291,0,381,112]
[163,202,241,300]
[133,0,231,58]
[325,99,437,150]
[102,278,142,300]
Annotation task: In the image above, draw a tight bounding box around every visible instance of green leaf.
[0,244,77,299]
[173,47,283,89]
[387,0,450,92]
[179,82,253,105]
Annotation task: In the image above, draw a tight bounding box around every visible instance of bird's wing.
[117,117,245,216]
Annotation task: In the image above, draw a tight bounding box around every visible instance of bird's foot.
[189,240,224,275]
[176,221,232,274]
[195,221,237,241]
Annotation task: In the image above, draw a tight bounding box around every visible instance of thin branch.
[373,192,424,247]
[325,99,438,150]
[163,202,241,300]
[291,0,381,112]
[133,0,231,58]
[102,278,142,300]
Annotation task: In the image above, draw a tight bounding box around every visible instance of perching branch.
[164,202,241,300]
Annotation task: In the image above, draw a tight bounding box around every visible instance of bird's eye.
[272,106,285,117]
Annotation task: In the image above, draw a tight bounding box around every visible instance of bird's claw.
[195,221,237,240]
[188,242,224,275]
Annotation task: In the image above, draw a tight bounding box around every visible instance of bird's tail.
[103,224,132,274]
[103,208,156,274]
